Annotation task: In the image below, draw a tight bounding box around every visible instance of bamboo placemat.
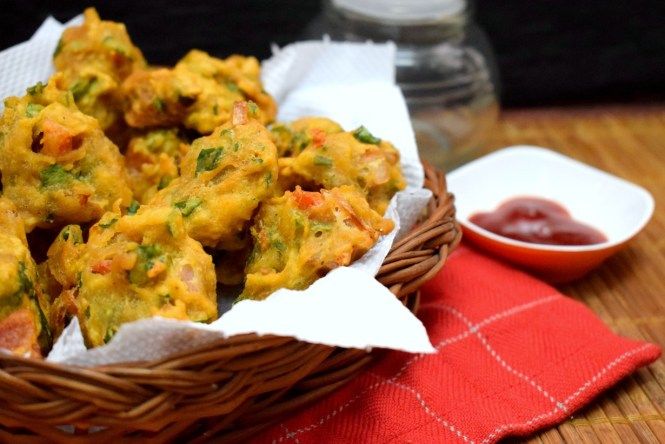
[478,105,665,443]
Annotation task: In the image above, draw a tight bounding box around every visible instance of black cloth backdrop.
[1,0,664,107]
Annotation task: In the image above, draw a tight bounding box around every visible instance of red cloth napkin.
[254,245,661,443]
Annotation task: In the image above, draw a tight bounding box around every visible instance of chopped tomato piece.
[311,129,326,147]
[40,119,74,156]
[293,188,323,210]
[91,259,112,275]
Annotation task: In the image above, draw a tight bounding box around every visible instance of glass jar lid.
[331,0,465,25]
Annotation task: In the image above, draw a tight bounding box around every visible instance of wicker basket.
[0,163,460,443]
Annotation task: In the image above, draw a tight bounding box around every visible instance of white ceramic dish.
[447,146,655,282]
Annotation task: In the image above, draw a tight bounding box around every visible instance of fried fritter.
[177,50,277,132]
[53,8,146,132]
[240,186,394,301]
[276,119,406,214]
[125,128,189,203]
[121,68,201,129]
[0,198,51,357]
[121,50,276,134]
[47,207,217,347]
[0,77,133,232]
[270,117,343,157]
[147,102,278,250]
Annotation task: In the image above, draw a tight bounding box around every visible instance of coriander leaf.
[40,164,73,188]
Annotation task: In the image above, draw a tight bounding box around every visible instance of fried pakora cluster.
[47,208,217,347]
[274,118,406,214]
[0,198,51,357]
[242,186,394,301]
[0,75,133,232]
[0,8,406,356]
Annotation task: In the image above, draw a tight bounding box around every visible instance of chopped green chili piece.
[53,38,64,58]
[271,238,286,252]
[174,197,202,216]
[264,173,273,188]
[26,82,45,96]
[17,262,33,296]
[166,211,179,236]
[196,147,223,174]
[127,200,140,215]
[103,327,117,344]
[60,225,83,244]
[247,101,259,116]
[352,126,381,144]
[153,97,165,113]
[102,36,129,57]
[313,155,333,167]
[128,244,165,285]
[157,175,172,190]
[99,218,118,229]
[226,81,239,93]
[26,103,44,118]
[70,78,97,101]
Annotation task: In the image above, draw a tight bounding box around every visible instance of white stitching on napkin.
[437,303,569,414]
[279,424,300,444]
[271,294,560,443]
[478,343,654,444]
[369,373,475,443]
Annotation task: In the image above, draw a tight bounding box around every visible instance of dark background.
[2,0,664,107]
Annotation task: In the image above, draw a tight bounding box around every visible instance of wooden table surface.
[477,105,665,443]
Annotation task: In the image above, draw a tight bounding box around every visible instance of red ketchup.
[469,197,607,246]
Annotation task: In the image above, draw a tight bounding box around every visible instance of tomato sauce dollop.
[469,197,607,246]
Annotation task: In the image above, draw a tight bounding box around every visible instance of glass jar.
[322,0,499,170]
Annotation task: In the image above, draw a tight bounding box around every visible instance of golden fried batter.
[0,77,133,231]
[48,207,217,347]
[177,50,276,132]
[278,120,406,215]
[147,102,278,250]
[121,50,276,134]
[125,128,189,203]
[54,8,146,132]
[0,198,51,357]
[241,186,394,301]
[270,117,343,157]
[121,68,201,129]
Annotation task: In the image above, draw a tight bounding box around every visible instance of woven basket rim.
[0,162,461,442]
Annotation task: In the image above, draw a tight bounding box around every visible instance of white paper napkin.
[0,17,435,366]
